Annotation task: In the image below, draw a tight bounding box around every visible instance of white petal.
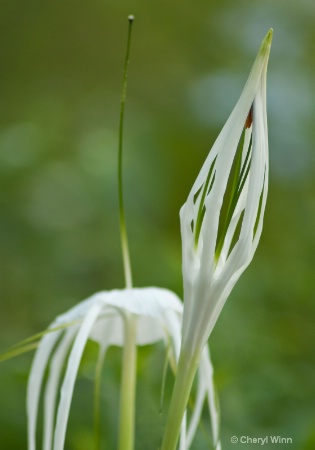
[90,314,124,347]
[43,327,78,450]
[54,294,100,324]
[105,287,182,317]
[28,288,184,450]
[186,372,206,448]
[27,329,63,450]
[186,346,220,450]
[92,287,183,348]
[53,301,103,450]
[202,347,220,450]
[179,412,187,450]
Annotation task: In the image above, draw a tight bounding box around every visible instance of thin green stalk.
[118,314,138,450]
[116,15,137,450]
[0,320,80,363]
[161,348,201,450]
[0,342,39,363]
[159,339,171,414]
[118,15,134,289]
[94,346,106,450]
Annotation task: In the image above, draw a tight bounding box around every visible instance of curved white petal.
[202,347,220,450]
[28,287,199,450]
[27,329,63,450]
[43,327,78,450]
[186,371,206,448]
[90,287,183,350]
[53,301,103,450]
[186,346,220,450]
[179,412,187,450]
[90,314,124,347]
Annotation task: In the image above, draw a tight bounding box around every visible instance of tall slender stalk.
[117,15,137,450]
[118,15,134,290]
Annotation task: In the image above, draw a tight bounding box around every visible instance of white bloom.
[180,30,272,353]
[27,287,218,450]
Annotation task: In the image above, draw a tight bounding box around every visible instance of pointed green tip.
[260,28,273,55]
[266,28,273,43]
[267,28,273,37]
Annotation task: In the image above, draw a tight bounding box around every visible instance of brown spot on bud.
[245,105,253,129]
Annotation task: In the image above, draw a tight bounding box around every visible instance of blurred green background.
[1,0,315,449]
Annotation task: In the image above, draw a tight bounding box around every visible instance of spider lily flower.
[161,30,272,450]
[180,29,273,354]
[27,287,218,450]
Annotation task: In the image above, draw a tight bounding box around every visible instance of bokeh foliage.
[1,0,315,449]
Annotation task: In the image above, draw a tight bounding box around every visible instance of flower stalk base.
[161,348,201,450]
[118,314,138,450]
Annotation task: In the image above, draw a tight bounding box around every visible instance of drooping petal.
[186,371,206,448]
[53,301,103,450]
[43,327,78,450]
[179,412,187,450]
[202,347,221,450]
[27,287,198,450]
[27,329,63,450]
[186,346,220,450]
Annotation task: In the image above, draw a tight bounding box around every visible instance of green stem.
[118,314,138,450]
[161,348,201,450]
[94,347,106,450]
[118,15,134,289]
[116,15,137,450]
